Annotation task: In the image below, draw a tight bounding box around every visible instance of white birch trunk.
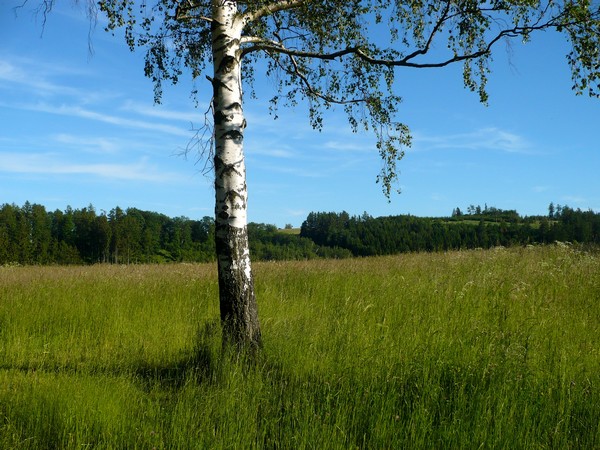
[211,0,261,349]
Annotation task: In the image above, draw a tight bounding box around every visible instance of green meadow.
[1,245,599,448]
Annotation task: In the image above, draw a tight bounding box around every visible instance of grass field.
[1,245,599,448]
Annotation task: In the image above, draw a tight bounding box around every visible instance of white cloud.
[323,139,373,153]
[287,209,307,216]
[257,163,324,178]
[560,195,586,204]
[247,147,296,158]
[120,100,204,123]
[0,152,183,182]
[412,127,533,154]
[23,102,192,137]
[0,60,77,97]
[52,133,121,154]
[532,185,550,193]
[0,61,21,81]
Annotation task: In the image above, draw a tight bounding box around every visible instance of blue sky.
[1,2,598,227]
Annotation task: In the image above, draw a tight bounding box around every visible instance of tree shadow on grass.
[0,320,223,392]
[131,319,276,391]
[131,319,222,391]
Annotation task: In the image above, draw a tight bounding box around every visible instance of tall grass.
[1,246,599,448]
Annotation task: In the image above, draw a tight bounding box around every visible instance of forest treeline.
[1,202,599,265]
[300,204,600,256]
[0,202,338,265]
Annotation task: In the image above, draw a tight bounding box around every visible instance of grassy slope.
[1,246,599,448]
[276,227,301,235]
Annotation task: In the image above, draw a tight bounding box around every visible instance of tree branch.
[241,0,305,25]
[15,0,98,53]
[14,0,53,28]
[275,51,366,105]
[401,0,453,63]
[242,18,577,69]
[240,35,281,46]
[175,0,212,22]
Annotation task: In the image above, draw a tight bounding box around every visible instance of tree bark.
[211,0,261,350]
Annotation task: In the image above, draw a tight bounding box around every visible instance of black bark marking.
[207,75,233,99]
[223,102,242,111]
[214,156,243,177]
[220,130,243,143]
[214,110,229,125]
[224,189,246,207]
[214,102,243,126]
[217,55,236,74]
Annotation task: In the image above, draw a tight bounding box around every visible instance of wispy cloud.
[285,209,307,217]
[22,102,191,137]
[532,185,551,193]
[0,152,183,182]
[0,58,112,104]
[413,127,533,154]
[120,100,203,123]
[256,163,325,178]
[323,139,373,153]
[0,60,81,97]
[560,195,586,204]
[52,133,121,154]
[0,58,194,139]
[247,147,297,158]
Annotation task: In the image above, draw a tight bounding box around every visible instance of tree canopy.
[46,0,596,195]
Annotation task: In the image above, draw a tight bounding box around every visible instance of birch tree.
[25,0,600,350]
